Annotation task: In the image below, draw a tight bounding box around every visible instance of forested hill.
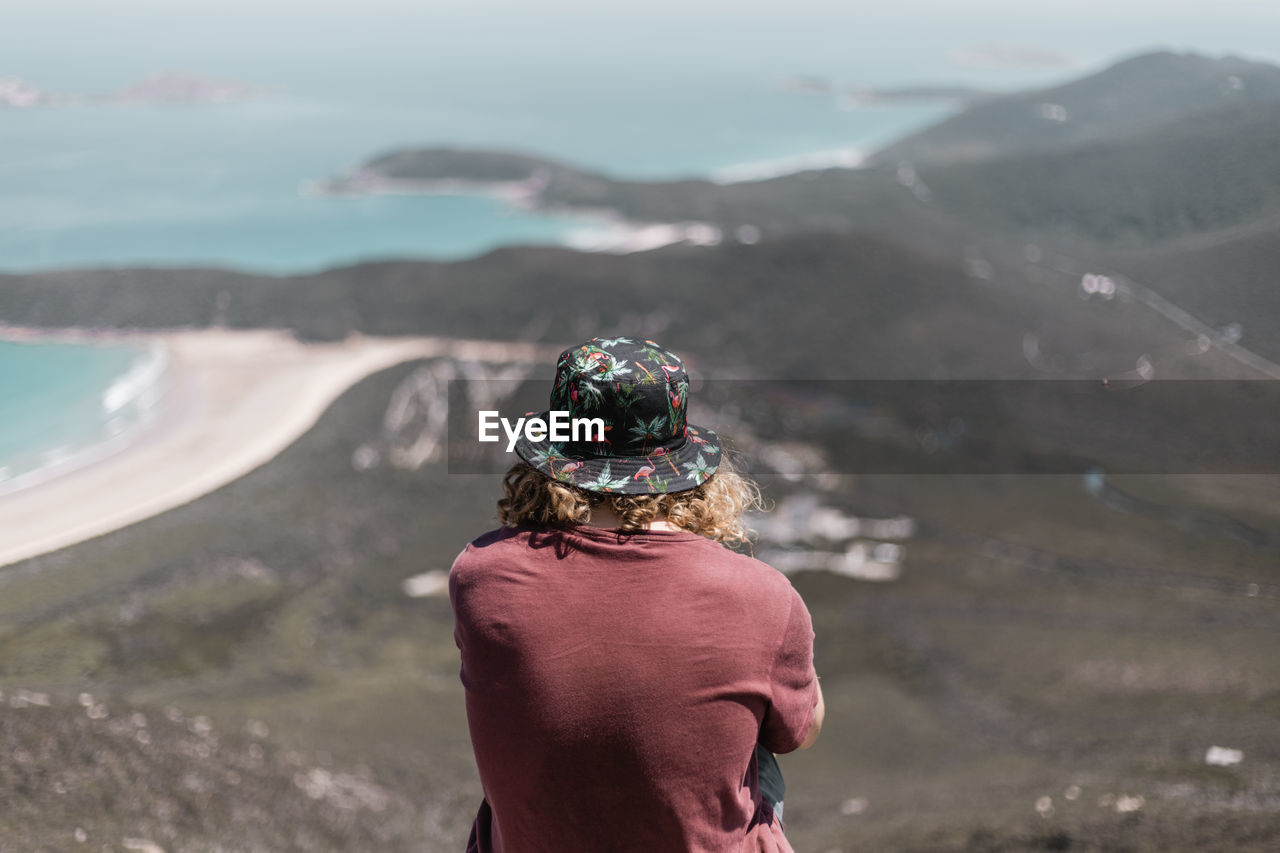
[870,49,1280,165]
[0,229,1202,380]
[0,234,1043,378]
[909,98,1280,246]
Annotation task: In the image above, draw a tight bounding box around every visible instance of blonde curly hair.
[497,450,766,546]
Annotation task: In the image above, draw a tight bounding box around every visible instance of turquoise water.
[0,99,959,273]
[0,338,158,492]
[1,1,1277,486]
[0,94,952,273]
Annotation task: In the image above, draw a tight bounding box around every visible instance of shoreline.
[0,327,561,569]
[305,172,729,255]
[298,173,542,202]
[298,143,882,256]
[0,333,168,498]
[707,146,868,184]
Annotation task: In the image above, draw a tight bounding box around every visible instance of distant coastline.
[306,144,869,254]
[0,328,562,569]
[299,171,543,202]
[307,157,733,255]
[775,74,992,107]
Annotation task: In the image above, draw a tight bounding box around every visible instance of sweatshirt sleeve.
[758,584,819,754]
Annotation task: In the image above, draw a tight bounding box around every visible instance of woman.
[449,337,824,852]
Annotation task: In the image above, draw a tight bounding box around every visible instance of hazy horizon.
[3,1,1278,94]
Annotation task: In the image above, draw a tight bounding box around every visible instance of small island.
[776,74,991,106]
[107,71,263,104]
[0,76,79,107]
[0,71,264,108]
[307,148,557,199]
[841,85,993,106]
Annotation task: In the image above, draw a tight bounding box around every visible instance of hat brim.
[513,415,722,495]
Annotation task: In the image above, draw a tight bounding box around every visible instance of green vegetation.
[871,49,1280,165]
[3,362,1276,850]
[915,100,1280,246]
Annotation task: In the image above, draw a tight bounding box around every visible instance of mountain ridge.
[870,48,1280,165]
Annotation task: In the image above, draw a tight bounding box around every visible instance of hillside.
[0,230,1228,381]
[1094,221,1280,360]
[2,352,1277,851]
[911,98,1280,246]
[871,49,1280,165]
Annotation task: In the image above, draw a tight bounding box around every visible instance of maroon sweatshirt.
[449,523,818,852]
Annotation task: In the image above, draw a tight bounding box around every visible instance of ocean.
[2,0,1278,491]
[0,338,163,494]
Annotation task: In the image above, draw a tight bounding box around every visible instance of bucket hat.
[513,337,721,495]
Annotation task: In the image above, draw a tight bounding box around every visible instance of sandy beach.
[0,328,560,569]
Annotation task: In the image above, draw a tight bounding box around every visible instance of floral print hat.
[514,337,721,495]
